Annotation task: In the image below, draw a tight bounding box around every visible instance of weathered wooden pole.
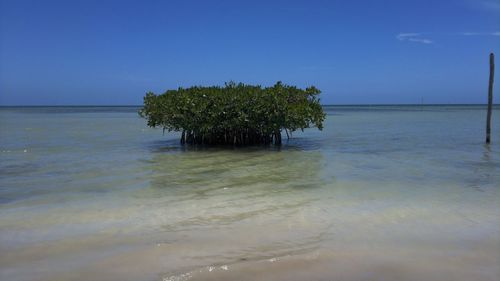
[486,53,494,144]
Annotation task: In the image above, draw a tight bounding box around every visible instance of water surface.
[0,105,499,281]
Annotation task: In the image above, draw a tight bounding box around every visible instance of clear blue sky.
[1,0,499,105]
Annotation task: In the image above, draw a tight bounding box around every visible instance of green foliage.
[139,82,326,145]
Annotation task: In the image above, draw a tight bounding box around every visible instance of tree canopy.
[139,82,325,145]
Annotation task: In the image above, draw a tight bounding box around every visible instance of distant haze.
[0,0,499,105]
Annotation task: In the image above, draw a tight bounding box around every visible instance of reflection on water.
[147,147,325,194]
[0,106,499,281]
[139,148,327,239]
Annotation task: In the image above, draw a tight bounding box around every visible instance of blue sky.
[0,0,499,105]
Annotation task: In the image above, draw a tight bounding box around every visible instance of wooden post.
[486,53,495,144]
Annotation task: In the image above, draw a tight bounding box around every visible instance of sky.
[0,0,499,105]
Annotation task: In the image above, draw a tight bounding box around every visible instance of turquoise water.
[0,105,499,281]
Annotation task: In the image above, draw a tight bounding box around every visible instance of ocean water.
[0,105,499,281]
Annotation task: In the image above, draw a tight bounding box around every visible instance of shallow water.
[0,105,499,281]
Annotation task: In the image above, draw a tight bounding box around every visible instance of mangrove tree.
[139,82,325,145]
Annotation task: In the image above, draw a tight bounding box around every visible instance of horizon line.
[0,103,498,107]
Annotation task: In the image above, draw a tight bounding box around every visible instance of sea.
[0,105,499,281]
